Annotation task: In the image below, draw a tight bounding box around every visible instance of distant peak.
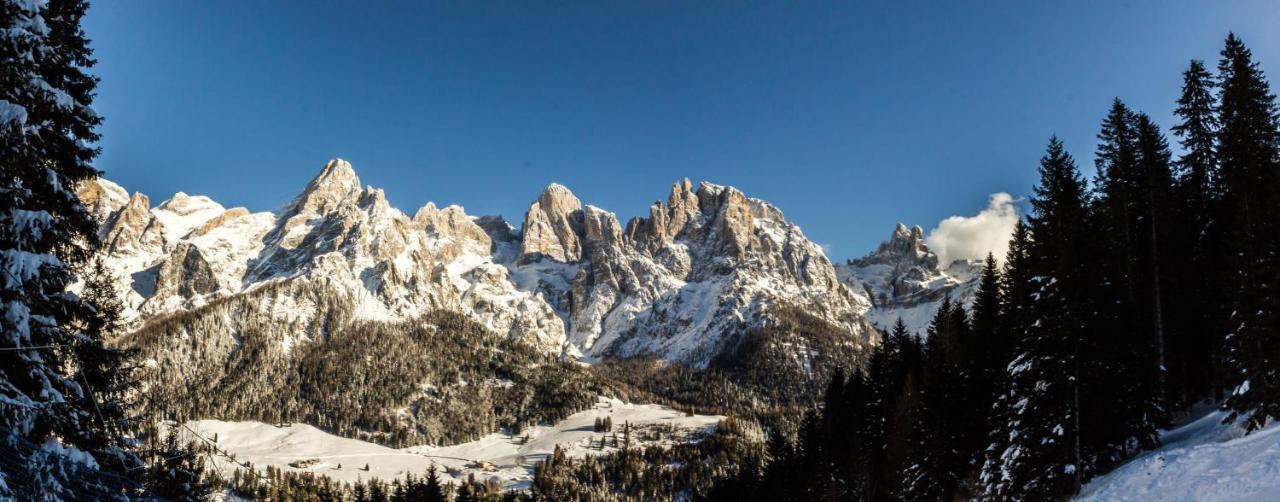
[281,159,362,217]
[304,159,360,195]
[536,182,581,211]
[157,191,224,216]
[890,222,924,242]
[541,182,574,196]
[314,158,358,186]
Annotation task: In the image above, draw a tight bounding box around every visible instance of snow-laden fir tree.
[979,139,1089,500]
[1,0,143,497]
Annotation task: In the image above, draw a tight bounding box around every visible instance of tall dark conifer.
[980,139,1089,500]
[1088,101,1164,466]
[902,298,969,500]
[1171,58,1222,408]
[1215,33,1280,431]
[1131,112,1177,423]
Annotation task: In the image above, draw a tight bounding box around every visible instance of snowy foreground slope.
[1077,410,1280,501]
[182,398,720,490]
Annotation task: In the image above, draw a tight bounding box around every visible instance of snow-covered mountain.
[80,159,875,364]
[837,222,981,336]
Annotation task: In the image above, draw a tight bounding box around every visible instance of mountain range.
[78,159,977,365]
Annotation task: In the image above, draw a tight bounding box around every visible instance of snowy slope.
[1078,410,1280,501]
[183,398,721,490]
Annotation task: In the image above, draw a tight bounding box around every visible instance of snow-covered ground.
[1078,409,1280,501]
[182,398,721,490]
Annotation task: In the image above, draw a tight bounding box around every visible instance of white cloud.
[925,193,1020,266]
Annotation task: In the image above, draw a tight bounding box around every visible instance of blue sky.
[83,1,1280,259]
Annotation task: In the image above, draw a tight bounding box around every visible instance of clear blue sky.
[83,1,1279,259]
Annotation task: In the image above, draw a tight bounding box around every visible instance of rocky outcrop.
[77,178,129,228]
[518,184,584,264]
[155,243,221,298]
[104,192,165,255]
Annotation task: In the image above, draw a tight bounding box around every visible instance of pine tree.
[981,138,1089,500]
[144,429,216,501]
[969,253,1005,440]
[1215,33,1280,431]
[423,463,446,502]
[1132,112,1178,422]
[1171,58,1222,409]
[902,298,968,500]
[1,0,144,495]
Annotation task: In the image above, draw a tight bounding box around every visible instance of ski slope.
[1078,410,1280,501]
[184,398,720,489]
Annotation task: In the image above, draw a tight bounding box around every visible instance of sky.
[82,1,1280,261]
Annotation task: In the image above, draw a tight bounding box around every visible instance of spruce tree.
[902,298,968,500]
[969,253,1004,420]
[144,428,216,502]
[1132,112,1178,422]
[1171,58,1222,409]
[981,138,1089,500]
[1089,101,1164,466]
[1215,33,1280,431]
[1,0,143,496]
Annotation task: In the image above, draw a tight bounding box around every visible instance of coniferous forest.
[700,33,1280,501]
[4,0,1280,499]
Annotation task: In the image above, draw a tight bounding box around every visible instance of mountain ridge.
[81,159,877,364]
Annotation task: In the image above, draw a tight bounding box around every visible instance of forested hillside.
[127,279,607,447]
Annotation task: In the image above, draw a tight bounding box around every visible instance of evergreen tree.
[902,298,968,500]
[1132,112,1178,421]
[424,464,446,502]
[0,0,145,495]
[981,138,1089,500]
[1171,58,1222,409]
[1215,33,1280,431]
[144,429,216,501]
[968,253,1005,446]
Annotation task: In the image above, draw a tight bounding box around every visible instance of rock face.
[509,179,873,364]
[837,223,980,336]
[518,184,585,264]
[85,159,875,363]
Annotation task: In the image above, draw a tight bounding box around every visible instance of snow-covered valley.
[181,398,721,490]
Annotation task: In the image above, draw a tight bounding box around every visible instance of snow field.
[183,398,721,490]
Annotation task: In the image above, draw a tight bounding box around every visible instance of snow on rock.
[1078,410,1280,502]
[183,398,721,490]
[508,178,875,365]
[85,160,875,363]
[837,222,981,336]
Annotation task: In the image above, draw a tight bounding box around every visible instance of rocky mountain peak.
[288,158,362,217]
[156,192,221,215]
[855,222,935,270]
[519,183,585,264]
[838,222,978,335]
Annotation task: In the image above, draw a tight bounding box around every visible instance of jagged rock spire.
[519,183,585,263]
